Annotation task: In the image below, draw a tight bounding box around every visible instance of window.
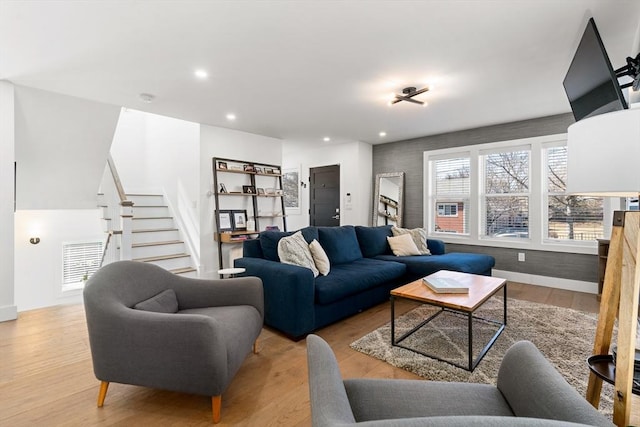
[62,241,103,291]
[482,149,530,239]
[424,133,610,251]
[437,203,458,217]
[544,145,603,241]
[431,156,469,234]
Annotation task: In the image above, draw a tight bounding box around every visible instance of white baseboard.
[493,269,598,295]
[0,304,18,322]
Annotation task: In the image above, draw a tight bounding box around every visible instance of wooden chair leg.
[253,338,259,354]
[212,395,222,424]
[97,381,109,407]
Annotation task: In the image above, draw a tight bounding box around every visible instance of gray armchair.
[83,261,263,423]
[307,334,613,427]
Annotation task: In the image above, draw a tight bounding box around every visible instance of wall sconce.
[29,237,41,245]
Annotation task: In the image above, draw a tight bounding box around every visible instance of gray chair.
[306,334,613,427]
[83,261,263,423]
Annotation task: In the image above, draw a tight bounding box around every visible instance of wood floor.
[0,282,636,426]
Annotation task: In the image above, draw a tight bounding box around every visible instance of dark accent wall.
[372,113,598,283]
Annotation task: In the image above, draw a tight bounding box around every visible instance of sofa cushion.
[259,227,319,261]
[392,226,431,255]
[134,289,179,313]
[318,225,363,265]
[314,258,406,305]
[355,225,393,258]
[278,231,319,277]
[309,239,331,276]
[387,234,422,256]
[374,252,495,278]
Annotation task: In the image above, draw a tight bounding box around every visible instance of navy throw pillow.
[318,225,363,265]
[355,225,393,258]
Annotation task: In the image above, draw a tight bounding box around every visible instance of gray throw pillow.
[134,289,179,313]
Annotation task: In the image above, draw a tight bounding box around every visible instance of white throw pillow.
[309,239,331,276]
[391,226,431,255]
[277,231,319,277]
[387,234,421,256]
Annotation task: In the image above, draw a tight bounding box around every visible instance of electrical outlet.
[518,252,525,262]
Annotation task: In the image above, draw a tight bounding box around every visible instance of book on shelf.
[422,276,469,294]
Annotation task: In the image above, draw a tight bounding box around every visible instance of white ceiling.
[1,1,639,145]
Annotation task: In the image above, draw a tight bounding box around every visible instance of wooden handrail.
[106,154,128,203]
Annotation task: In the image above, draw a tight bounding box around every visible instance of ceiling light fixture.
[389,86,429,106]
[226,113,236,121]
[139,93,155,103]
[194,69,208,79]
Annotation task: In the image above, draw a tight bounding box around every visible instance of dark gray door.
[310,165,340,226]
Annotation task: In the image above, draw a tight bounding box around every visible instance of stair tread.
[132,216,173,220]
[132,228,178,233]
[171,267,197,274]
[133,240,184,247]
[134,253,190,262]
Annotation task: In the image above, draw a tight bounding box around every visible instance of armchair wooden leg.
[253,338,259,354]
[97,381,109,407]
[212,395,222,424]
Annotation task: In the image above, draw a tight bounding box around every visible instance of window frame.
[437,203,459,217]
[427,152,471,237]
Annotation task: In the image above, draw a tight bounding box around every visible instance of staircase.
[127,194,197,277]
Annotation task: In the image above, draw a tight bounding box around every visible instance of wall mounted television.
[563,17,628,122]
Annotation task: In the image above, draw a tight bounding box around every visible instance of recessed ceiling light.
[379,132,387,137]
[139,93,155,103]
[323,137,331,142]
[226,113,236,121]
[194,69,208,79]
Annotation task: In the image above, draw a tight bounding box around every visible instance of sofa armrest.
[497,341,613,427]
[171,275,264,318]
[235,257,316,338]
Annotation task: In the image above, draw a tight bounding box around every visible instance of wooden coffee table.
[390,270,507,371]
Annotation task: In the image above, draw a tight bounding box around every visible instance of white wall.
[14,209,104,311]
[14,86,121,209]
[0,81,16,321]
[110,109,201,267]
[200,125,282,276]
[282,140,373,230]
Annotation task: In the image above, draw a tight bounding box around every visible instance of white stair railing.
[98,155,134,265]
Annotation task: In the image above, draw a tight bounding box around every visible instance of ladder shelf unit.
[212,157,287,271]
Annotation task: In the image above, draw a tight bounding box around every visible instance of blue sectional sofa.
[235,225,495,339]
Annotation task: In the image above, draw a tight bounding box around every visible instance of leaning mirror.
[373,172,404,227]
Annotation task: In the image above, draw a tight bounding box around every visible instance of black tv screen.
[563,18,627,121]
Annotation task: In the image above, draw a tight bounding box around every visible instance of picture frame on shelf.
[230,165,242,171]
[219,183,227,193]
[257,187,265,195]
[218,161,227,170]
[242,185,256,194]
[232,210,247,230]
[264,167,274,174]
[243,164,256,173]
[216,210,233,231]
[255,166,263,174]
